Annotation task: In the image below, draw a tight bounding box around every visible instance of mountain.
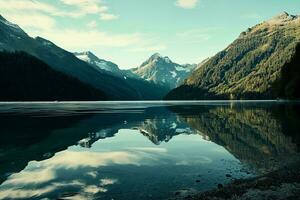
[131,53,197,89]
[0,51,107,101]
[74,51,122,75]
[74,51,170,99]
[74,51,143,79]
[166,12,300,100]
[0,15,166,100]
[137,116,193,145]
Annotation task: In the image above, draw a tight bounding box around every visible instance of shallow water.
[0,101,299,200]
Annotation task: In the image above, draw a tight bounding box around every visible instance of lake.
[0,101,299,200]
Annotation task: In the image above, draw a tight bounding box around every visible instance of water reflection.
[170,104,300,172]
[0,102,299,200]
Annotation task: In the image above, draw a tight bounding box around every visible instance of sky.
[0,0,300,69]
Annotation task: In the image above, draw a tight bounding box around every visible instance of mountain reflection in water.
[0,101,299,200]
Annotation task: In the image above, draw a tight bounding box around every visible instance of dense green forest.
[166,13,300,100]
[276,43,300,99]
[0,51,107,101]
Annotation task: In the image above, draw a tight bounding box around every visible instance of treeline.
[166,41,300,100]
[166,21,300,100]
[0,51,107,101]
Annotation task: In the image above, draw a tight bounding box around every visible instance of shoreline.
[0,100,299,104]
[171,158,300,200]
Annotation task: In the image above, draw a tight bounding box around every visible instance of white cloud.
[0,0,166,67]
[175,0,199,9]
[100,178,118,186]
[0,0,118,20]
[33,29,143,49]
[87,20,98,28]
[2,13,56,31]
[0,0,59,14]
[177,29,211,43]
[100,13,119,21]
[0,11,164,57]
[0,0,74,18]
[0,0,121,41]
[60,0,108,13]
[25,26,166,55]
[59,0,118,20]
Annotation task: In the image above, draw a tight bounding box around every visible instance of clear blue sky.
[1,0,300,68]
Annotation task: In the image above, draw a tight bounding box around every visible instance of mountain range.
[0,15,168,100]
[0,12,300,101]
[74,51,197,90]
[74,51,141,79]
[166,12,300,100]
[74,51,122,75]
[131,53,197,89]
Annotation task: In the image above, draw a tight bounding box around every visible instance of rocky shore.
[172,158,300,200]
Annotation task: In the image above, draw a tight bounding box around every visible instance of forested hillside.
[166,13,300,100]
[0,51,107,101]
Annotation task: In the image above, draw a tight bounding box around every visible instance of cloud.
[0,12,164,56]
[100,13,119,21]
[0,0,59,14]
[59,0,118,20]
[87,20,98,28]
[175,0,199,9]
[100,178,118,186]
[176,28,213,44]
[0,0,118,21]
[0,0,58,31]
[33,29,143,49]
[2,13,56,31]
[60,0,108,13]
[0,0,166,66]
[24,26,166,55]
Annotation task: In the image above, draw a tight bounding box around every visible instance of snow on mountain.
[0,15,170,100]
[131,53,197,89]
[74,51,121,75]
[74,51,141,80]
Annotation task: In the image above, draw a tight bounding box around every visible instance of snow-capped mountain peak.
[74,51,121,74]
[131,53,197,89]
[74,51,95,63]
[150,52,162,59]
[141,53,174,68]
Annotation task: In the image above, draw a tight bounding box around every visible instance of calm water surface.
[0,101,299,200]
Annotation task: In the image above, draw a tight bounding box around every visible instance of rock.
[226,174,232,178]
[218,184,223,189]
